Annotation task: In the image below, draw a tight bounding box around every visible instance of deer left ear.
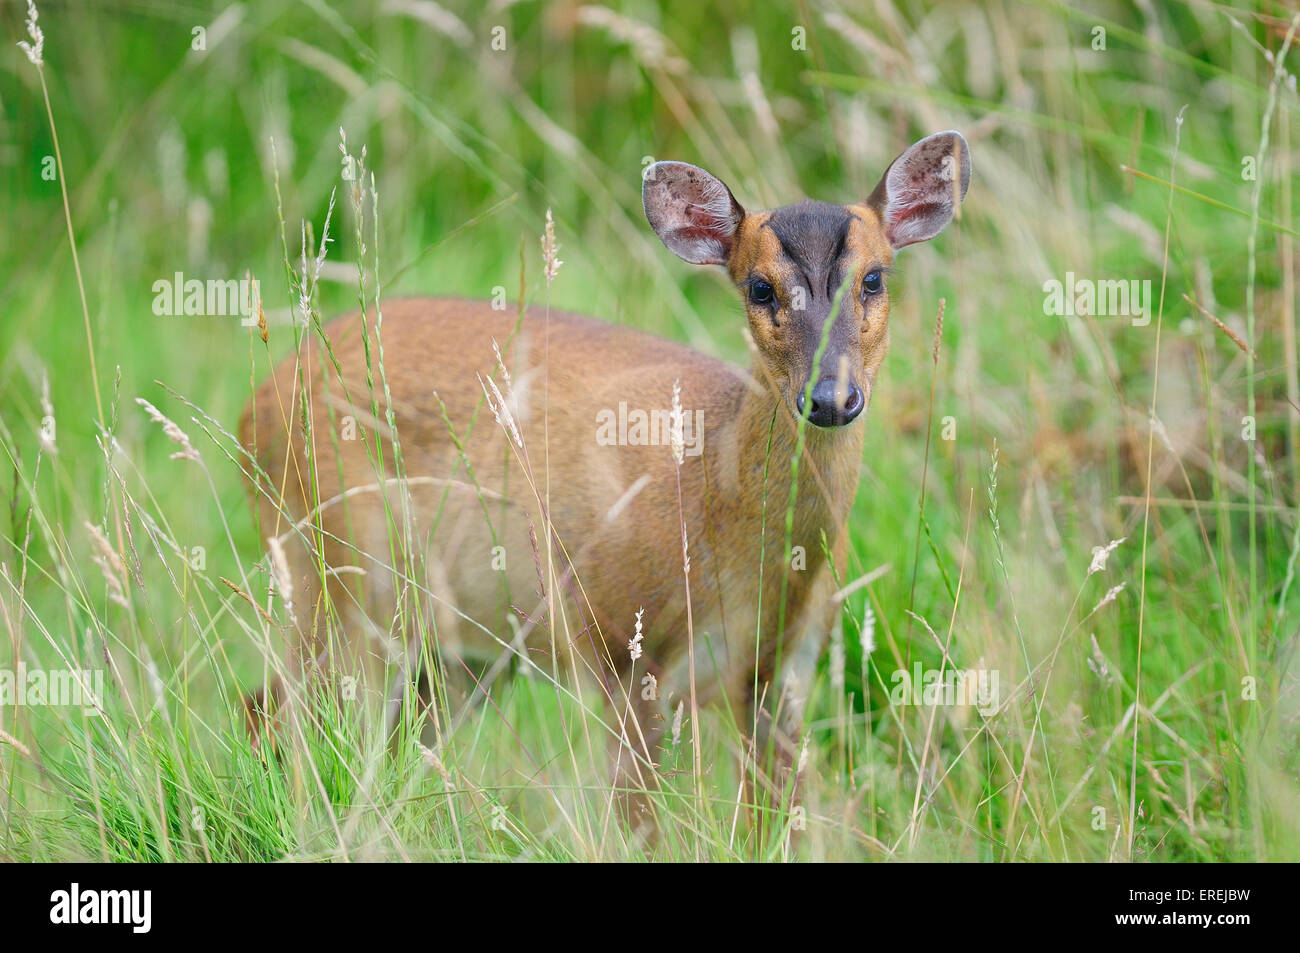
[867,131,971,250]
[643,161,746,266]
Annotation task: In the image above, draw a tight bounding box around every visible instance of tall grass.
[2,0,1299,861]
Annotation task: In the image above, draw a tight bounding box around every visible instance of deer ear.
[643,161,746,265]
[867,131,971,250]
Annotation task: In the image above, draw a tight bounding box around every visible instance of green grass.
[2,0,1299,861]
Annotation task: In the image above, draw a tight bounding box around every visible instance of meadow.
[2,0,1298,861]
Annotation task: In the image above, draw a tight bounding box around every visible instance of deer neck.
[721,373,865,537]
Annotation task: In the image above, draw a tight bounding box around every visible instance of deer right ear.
[868,131,971,250]
[643,161,746,266]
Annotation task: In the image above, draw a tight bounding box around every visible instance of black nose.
[796,378,865,428]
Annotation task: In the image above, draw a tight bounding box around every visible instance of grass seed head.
[629,606,644,661]
[135,397,199,461]
[1088,537,1126,576]
[670,379,684,466]
[541,208,563,284]
[17,0,44,68]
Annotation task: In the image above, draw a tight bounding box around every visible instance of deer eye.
[863,270,884,295]
[750,279,775,305]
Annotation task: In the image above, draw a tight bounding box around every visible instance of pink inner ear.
[681,199,732,236]
[684,201,713,227]
[683,181,738,230]
[882,153,960,247]
[872,132,969,248]
[886,200,945,247]
[660,181,738,261]
[645,161,745,264]
[676,220,718,246]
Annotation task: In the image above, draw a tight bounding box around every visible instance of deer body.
[242,131,970,772]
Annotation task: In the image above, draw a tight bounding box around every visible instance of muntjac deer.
[241,131,970,811]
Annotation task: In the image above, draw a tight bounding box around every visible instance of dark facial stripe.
[825,214,852,298]
[763,201,856,300]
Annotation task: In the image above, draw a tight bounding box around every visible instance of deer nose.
[796,378,864,428]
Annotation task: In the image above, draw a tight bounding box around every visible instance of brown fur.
[239,132,969,812]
